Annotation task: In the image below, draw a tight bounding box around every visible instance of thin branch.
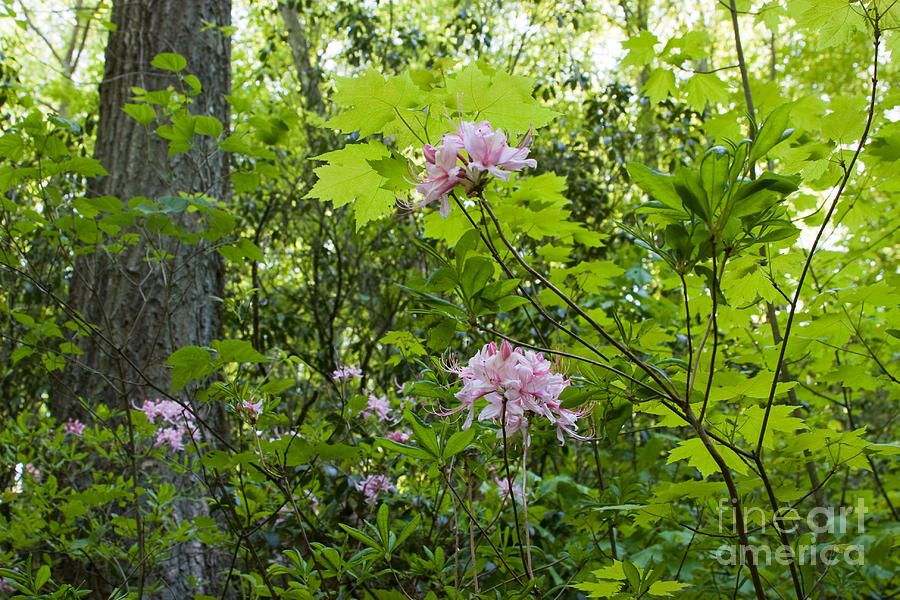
[757,19,882,456]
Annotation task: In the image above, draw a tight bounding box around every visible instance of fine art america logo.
[715,497,866,566]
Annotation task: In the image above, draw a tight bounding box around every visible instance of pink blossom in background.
[274,504,292,525]
[136,398,189,425]
[332,364,362,381]
[155,426,187,452]
[63,418,85,436]
[361,394,391,421]
[494,475,526,506]
[354,474,394,503]
[241,398,264,421]
[304,488,320,514]
[266,429,300,443]
[386,429,412,444]
[414,120,536,217]
[23,464,40,479]
[136,398,195,452]
[441,339,586,446]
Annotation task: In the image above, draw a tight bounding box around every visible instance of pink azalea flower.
[136,398,189,425]
[414,120,537,217]
[136,398,195,452]
[361,394,391,421]
[304,488,320,514]
[241,398,264,421]
[63,418,85,436]
[441,340,585,446]
[415,134,465,217]
[453,120,537,183]
[155,426,187,452]
[354,474,394,504]
[332,364,362,381]
[386,429,412,444]
[494,475,526,506]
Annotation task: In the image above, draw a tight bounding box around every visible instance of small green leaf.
[627,163,682,212]
[200,450,232,470]
[259,378,294,394]
[749,103,793,164]
[648,580,690,595]
[194,115,223,138]
[461,256,494,297]
[376,437,435,460]
[123,103,156,125]
[404,409,441,459]
[376,504,390,547]
[339,523,383,551]
[211,339,269,363]
[165,345,213,391]
[151,52,187,72]
[184,74,202,95]
[393,513,421,550]
[442,428,476,460]
[34,565,51,591]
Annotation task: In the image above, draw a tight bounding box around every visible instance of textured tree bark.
[54,0,232,597]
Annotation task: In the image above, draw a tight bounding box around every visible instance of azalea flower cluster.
[332,364,362,381]
[415,120,537,217]
[136,398,194,452]
[445,340,584,446]
[355,474,394,504]
[360,394,390,420]
[63,418,85,436]
[239,397,263,422]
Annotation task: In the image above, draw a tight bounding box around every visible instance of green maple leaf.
[822,95,868,143]
[326,68,427,147]
[642,68,676,104]
[793,0,866,50]
[444,62,557,133]
[737,404,807,450]
[667,438,749,478]
[684,72,730,110]
[305,141,397,230]
[621,30,659,67]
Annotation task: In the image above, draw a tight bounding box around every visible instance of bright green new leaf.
[326,68,426,144]
[794,0,866,50]
[648,580,690,595]
[642,68,676,104]
[122,103,155,125]
[684,73,730,110]
[211,339,269,363]
[444,62,556,133]
[151,52,187,72]
[194,115,223,138]
[306,141,396,229]
[737,404,807,450]
[621,31,659,67]
[165,345,212,391]
[667,438,749,478]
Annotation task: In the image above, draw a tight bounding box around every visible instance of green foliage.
[3,1,900,599]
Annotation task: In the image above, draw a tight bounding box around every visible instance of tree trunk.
[55,0,232,597]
